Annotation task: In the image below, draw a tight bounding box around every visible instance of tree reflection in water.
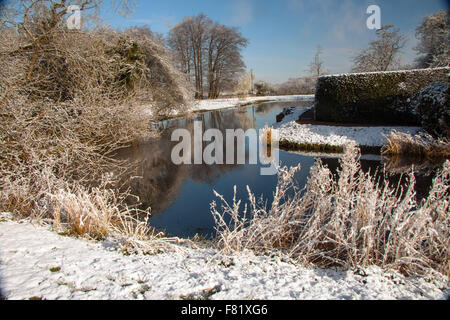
[116,100,440,238]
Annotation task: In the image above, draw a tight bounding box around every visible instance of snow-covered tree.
[273,77,316,95]
[236,70,254,98]
[254,81,273,96]
[352,25,406,72]
[414,10,450,68]
[249,69,255,94]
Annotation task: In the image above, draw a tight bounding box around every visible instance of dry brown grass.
[0,165,182,255]
[382,131,450,159]
[0,164,151,237]
[212,144,449,276]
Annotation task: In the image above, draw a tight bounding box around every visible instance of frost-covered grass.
[0,216,448,300]
[382,131,450,159]
[1,145,448,300]
[0,168,178,255]
[212,144,449,276]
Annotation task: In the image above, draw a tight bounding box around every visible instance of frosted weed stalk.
[211,143,449,276]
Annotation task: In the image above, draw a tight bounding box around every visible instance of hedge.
[315,67,449,125]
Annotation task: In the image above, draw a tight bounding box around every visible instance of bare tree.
[168,14,247,99]
[167,22,193,76]
[352,25,406,72]
[206,23,247,98]
[414,10,450,68]
[167,14,211,99]
[308,45,328,77]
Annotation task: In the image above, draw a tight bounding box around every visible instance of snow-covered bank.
[274,107,423,149]
[278,123,423,148]
[0,219,447,300]
[143,95,314,119]
[190,95,315,112]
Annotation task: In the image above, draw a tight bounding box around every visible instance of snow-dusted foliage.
[273,76,317,95]
[212,144,449,276]
[351,25,406,73]
[415,81,450,138]
[236,70,254,98]
[315,67,449,125]
[414,10,450,68]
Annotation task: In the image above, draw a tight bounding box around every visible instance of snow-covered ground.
[190,95,315,112]
[143,95,314,119]
[274,106,423,148]
[0,218,447,300]
[278,122,422,148]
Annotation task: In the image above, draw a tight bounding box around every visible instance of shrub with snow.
[416,81,450,138]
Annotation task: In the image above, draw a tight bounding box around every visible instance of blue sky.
[100,0,448,83]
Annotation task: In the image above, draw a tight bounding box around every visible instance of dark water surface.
[118,100,438,238]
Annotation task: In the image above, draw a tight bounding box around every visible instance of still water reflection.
[118,100,438,238]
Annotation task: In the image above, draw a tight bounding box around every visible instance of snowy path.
[0,219,447,300]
